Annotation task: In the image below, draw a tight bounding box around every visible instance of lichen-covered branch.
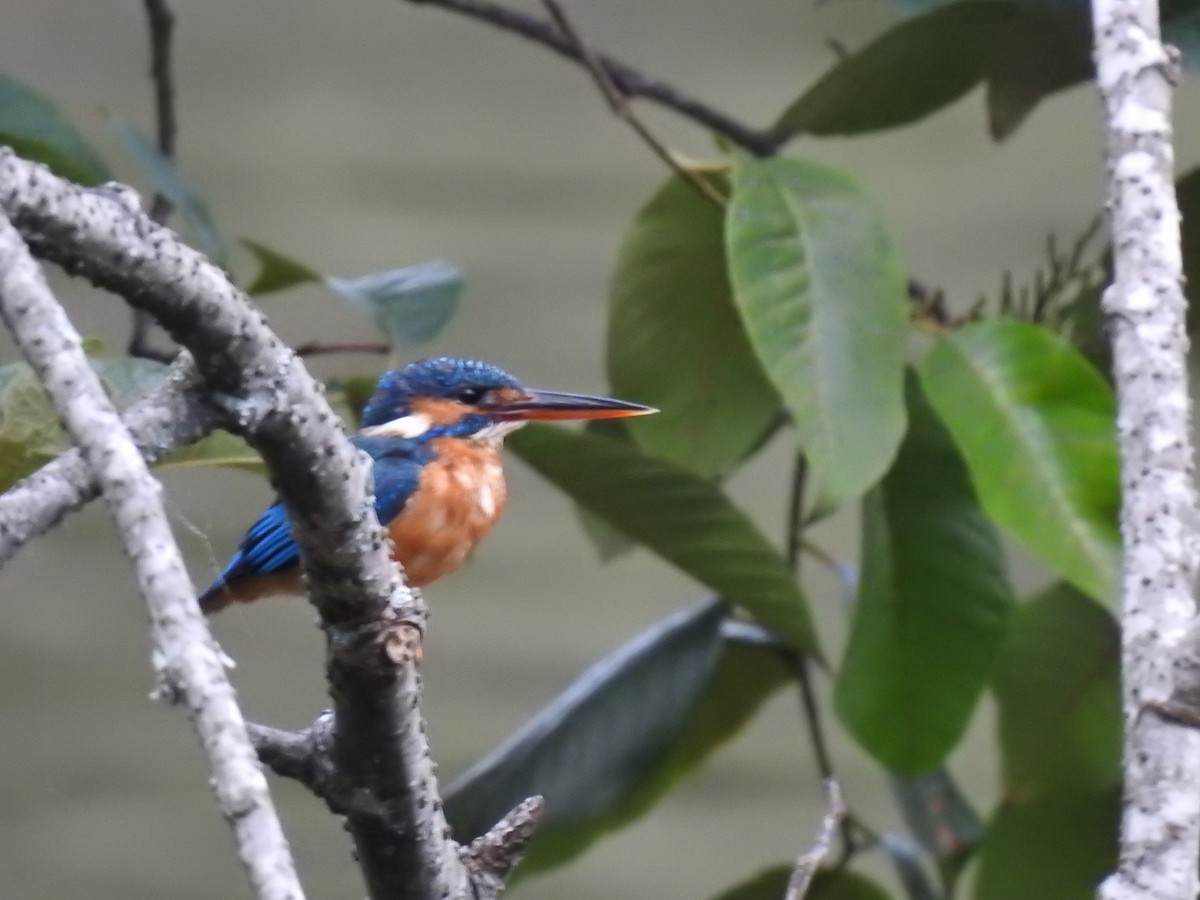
[1091,6,1200,898]
[0,148,536,899]
[0,354,217,567]
[0,214,305,900]
[785,780,845,900]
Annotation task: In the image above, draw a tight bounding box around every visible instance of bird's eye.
[457,387,487,404]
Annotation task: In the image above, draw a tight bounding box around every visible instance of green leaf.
[992,583,1121,800]
[327,260,462,344]
[891,769,984,889]
[836,374,1012,774]
[773,3,1017,139]
[0,74,111,185]
[608,170,781,479]
[975,788,1120,900]
[573,421,638,562]
[157,429,264,475]
[111,118,227,265]
[712,868,892,900]
[727,156,908,510]
[509,424,819,653]
[918,318,1119,602]
[445,601,792,874]
[241,239,322,296]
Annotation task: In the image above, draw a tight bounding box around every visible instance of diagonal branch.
[785,780,846,900]
[0,354,218,568]
[0,149,537,899]
[0,214,304,900]
[402,0,782,156]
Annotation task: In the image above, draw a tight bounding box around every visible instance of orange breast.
[386,440,507,587]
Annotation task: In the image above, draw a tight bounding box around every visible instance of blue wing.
[198,436,428,610]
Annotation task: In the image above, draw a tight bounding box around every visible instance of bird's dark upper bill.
[488,389,657,421]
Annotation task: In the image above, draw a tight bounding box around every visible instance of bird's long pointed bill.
[489,389,657,421]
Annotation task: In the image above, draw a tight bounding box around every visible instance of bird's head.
[359,357,655,445]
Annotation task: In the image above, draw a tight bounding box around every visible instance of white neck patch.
[360,413,433,440]
[471,419,527,447]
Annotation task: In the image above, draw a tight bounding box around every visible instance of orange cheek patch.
[410,397,474,426]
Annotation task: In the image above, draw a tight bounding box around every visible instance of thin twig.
[539,0,726,208]
[129,0,178,362]
[295,340,390,357]
[0,214,304,900]
[404,0,781,156]
[785,779,846,900]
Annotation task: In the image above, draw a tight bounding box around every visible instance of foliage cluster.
[7,0,1200,896]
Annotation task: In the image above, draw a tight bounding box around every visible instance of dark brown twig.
[129,0,178,363]
[404,0,782,156]
[539,0,726,208]
[295,340,390,357]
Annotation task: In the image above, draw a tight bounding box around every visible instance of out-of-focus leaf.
[891,769,984,889]
[157,430,264,475]
[328,260,462,345]
[0,74,111,185]
[445,601,792,874]
[992,583,1120,801]
[608,170,781,480]
[327,374,382,429]
[774,3,1090,143]
[975,788,1120,900]
[773,3,1017,139]
[918,319,1119,602]
[836,374,1012,774]
[573,419,638,562]
[712,868,893,900]
[727,156,907,511]
[89,357,171,409]
[241,239,322,296]
[111,119,227,265]
[985,10,1092,141]
[879,835,940,900]
[509,424,818,653]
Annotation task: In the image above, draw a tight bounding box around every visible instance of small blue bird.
[198,357,654,613]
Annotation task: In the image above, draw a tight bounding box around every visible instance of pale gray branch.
[1091,6,1200,898]
[0,214,305,900]
[0,354,218,567]
[785,780,845,900]
[0,148,535,899]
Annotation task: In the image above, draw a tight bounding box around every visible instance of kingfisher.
[198,357,654,613]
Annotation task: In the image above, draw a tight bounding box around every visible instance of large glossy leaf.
[835,374,1012,774]
[992,583,1120,800]
[0,74,110,185]
[509,424,818,652]
[328,260,463,344]
[607,170,781,480]
[773,3,1018,139]
[241,239,321,296]
[111,119,227,265]
[918,319,1119,602]
[712,867,892,900]
[445,601,791,874]
[975,788,1120,900]
[727,156,908,510]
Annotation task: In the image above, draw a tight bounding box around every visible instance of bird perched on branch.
[198,357,654,613]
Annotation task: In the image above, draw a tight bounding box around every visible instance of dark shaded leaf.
[111,118,227,265]
[992,583,1120,800]
[891,769,984,889]
[711,866,791,900]
[1173,167,1200,338]
[509,424,818,652]
[773,3,1017,139]
[327,260,462,344]
[445,601,792,874]
[712,867,892,900]
[241,239,322,295]
[0,74,110,185]
[918,319,1119,601]
[975,788,1120,900]
[727,156,908,510]
[608,170,781,479]
[836,375,1013,774]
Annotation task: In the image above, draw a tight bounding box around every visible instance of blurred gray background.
[3,1,1195,897]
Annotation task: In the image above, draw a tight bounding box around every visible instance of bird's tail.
[197,580,232,615]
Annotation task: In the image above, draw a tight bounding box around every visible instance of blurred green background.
[3,1,1198,897]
